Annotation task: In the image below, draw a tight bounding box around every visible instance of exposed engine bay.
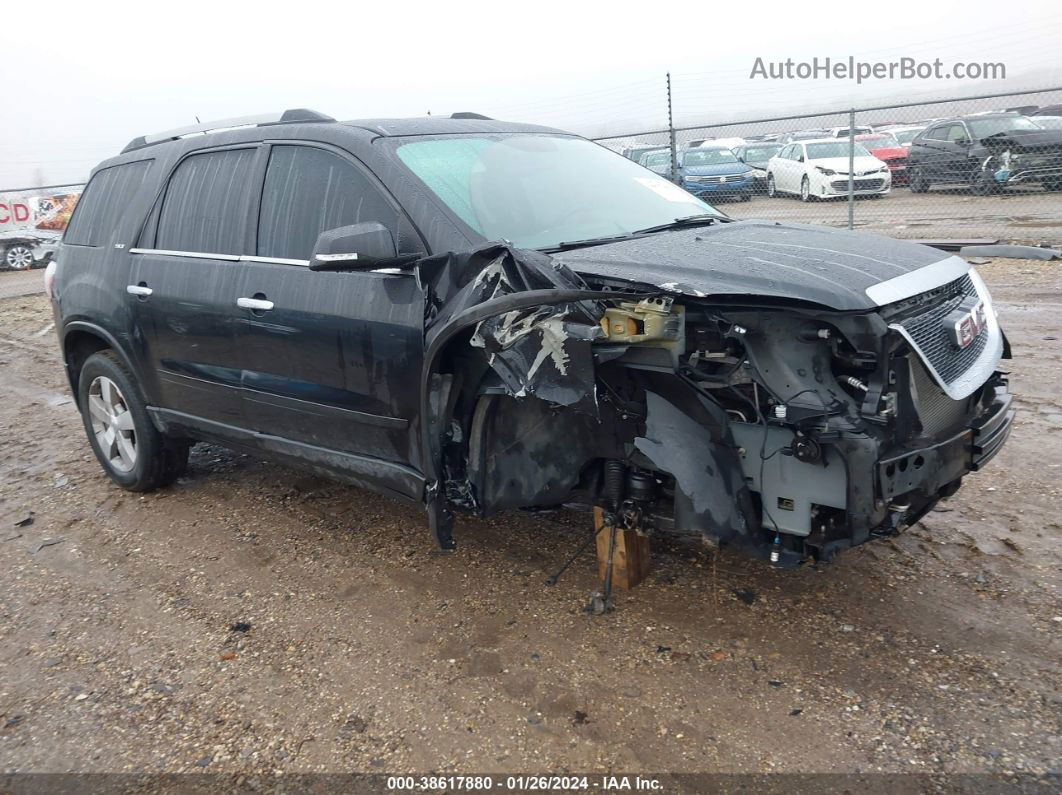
[418,239,1014,566]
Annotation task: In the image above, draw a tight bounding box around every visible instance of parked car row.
[618,108,1062,200]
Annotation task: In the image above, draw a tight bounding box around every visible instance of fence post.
[667,72,679,185]
[847,108,855,231]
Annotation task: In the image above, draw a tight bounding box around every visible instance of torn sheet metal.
[634,389,755,543]
[420,243,605,411]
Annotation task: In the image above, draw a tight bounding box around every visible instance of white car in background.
[766,139,891,201]
[878,124,927,147]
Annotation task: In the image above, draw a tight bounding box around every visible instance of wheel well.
[63,330,111,403]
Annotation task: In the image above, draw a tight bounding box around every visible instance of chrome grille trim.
[866,254,970,306]
[888,268,1002,401]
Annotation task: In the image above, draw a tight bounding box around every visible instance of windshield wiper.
[542,233,639,253]
[541,214,732,253]
[630,213,730,236]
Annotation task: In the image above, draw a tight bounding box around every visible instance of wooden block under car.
[593,506,651,590]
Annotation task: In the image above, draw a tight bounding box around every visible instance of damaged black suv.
[50,108,1014,566]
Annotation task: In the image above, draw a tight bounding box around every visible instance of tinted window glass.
[156,148,256,255]
[257,146,395,261]
[924,125,950,141]
[64,160,153,246]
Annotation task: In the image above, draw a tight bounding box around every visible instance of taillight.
[44,260,57,300]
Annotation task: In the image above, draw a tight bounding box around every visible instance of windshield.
[393,135,718,249]
[1034,116,1062,130]
[806,142,872,159]
[894,129,923,144]
[683,148,739,166]
[740,146,781,162]
[968,116,1041,138]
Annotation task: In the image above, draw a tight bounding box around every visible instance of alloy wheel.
[88,376,137,472]
[5,245,33,270]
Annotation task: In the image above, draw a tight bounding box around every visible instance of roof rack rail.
[121,108,335,154]
[450,112,493,120]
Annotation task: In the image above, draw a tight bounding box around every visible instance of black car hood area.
[980,128,1062,153]
[553,220,951,311]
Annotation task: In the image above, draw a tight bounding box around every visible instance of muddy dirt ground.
[0,262,1059,782]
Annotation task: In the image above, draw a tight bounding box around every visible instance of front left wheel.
[77,350,189,491]
[800,176,815,202]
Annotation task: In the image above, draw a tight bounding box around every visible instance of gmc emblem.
[945,301,987,349]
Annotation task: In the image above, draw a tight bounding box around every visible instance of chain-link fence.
[594,87,1062,244]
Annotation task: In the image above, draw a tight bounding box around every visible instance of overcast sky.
[2,0,1060,187]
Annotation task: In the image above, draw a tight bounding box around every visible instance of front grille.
[910,356,970,437]
[690,175,744,184]
[887,274,989,385]
[832,178,885,190]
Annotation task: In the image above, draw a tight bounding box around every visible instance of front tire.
[4,244,34,270]
[971,170,998,196]
[78,350,189,491]
[766,173,778,198]
[909,166,929,193]
[800,176,815,202]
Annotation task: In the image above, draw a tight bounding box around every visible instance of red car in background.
[855,133,909,185]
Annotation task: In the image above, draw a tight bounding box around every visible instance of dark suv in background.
[48,108,1014,568]
[907,112,1062,194]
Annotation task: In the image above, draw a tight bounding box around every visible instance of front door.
[232,144,428,487]
[129,146,260,429]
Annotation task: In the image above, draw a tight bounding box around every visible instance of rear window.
[156,149,257,255]
[63,160,153,246]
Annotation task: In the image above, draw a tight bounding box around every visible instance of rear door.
[232,143,428,479]
[128,146,259,429]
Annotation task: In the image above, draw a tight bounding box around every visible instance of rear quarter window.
[63,160,153,246]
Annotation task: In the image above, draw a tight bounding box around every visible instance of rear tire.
[77,350,189,491]
[909,167,929,193]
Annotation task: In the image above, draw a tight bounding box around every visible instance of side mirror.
[954,138,970,147]
[310,222,397,270]
[796,155,805,163]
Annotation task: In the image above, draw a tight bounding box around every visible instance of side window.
[947,124,969,143]
[156,148,257,255]
[794,145,805,161]
[778,145,791,160]
[924,124,949,141]
[257,146,397,261]
[64,160,153,246]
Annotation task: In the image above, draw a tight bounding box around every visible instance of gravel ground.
[0,269,46,301]
[0,262,1059,785]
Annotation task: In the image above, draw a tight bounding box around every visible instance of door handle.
[126,284,153,297]
[237,296,274,311]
